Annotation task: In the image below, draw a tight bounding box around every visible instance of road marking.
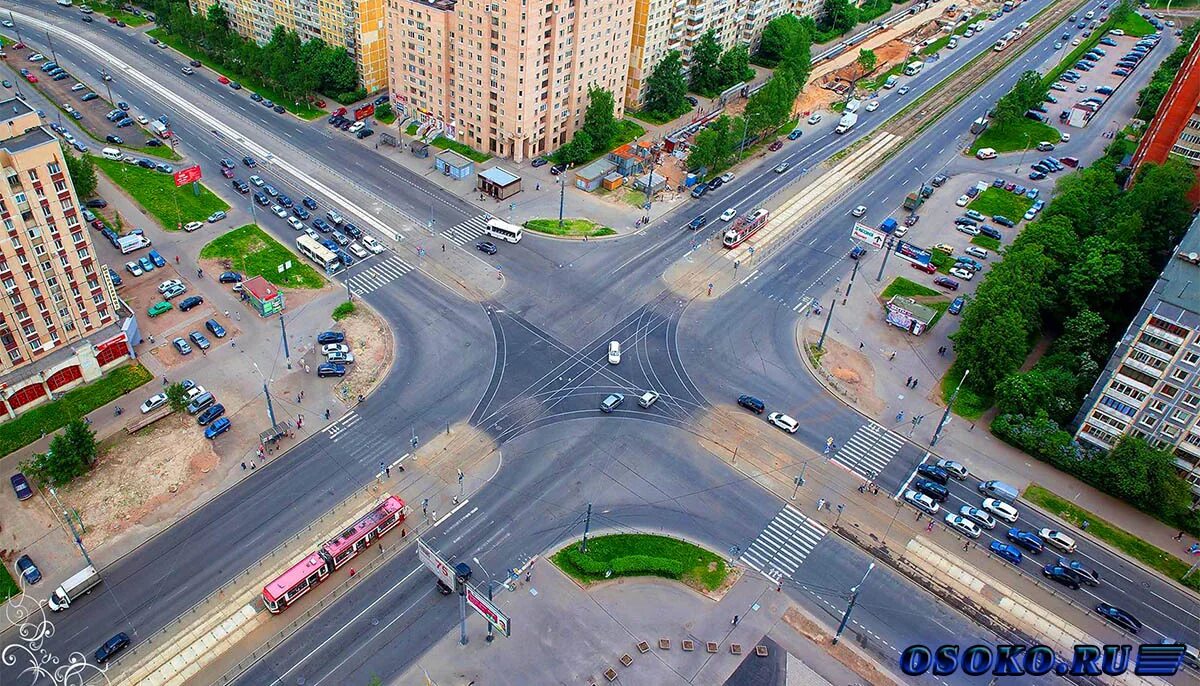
[833,422,906,481]
[739,269,760,285]
[741,505,828,580]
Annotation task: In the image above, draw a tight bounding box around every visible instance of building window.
[1184,351,1200,366]
[1172,368,1190,383]
[1139,413,1159,427]
[1149,399,1168,413]
[1171,408,1192,424]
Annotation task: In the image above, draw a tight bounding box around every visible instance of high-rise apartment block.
[386,0,634,161]
[1129,33,1200,205]
[1074,214,1200,503]
[190,0,389,92]
[0,98,115,373]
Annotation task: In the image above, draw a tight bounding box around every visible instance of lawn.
[428,135,490,163]
[95,7,149,27]
[551,534,729,592]
[374,108,397,125]
[865,63,905,91]
[1023,484,1200,592]
[199,224,325,289]
[525,218,616,238]
[940,366,990,420]
[1112,12,1157,37]
[0,563,16,603]
[627,108,680,126]
[146,29,324,120]
[928,249,956,274]
[93,156,229,231]
[624,190,647,209]
[970,118,1060,154]
[550,120,647,166]
[969,187,1033,220]
[971,235,1001,251]
[881,276,940,299]
[0,363,153,457]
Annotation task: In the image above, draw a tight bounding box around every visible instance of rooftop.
[574,157,618,180]
[0,98,35,124]
[436,149,473,168]
[242,275,279,301]
[0,126,55,154]
[478,166,521,186]
[1157,213,1200,314]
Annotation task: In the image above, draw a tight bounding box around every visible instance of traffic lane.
[913,472,1200,647]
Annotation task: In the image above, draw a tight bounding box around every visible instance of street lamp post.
[472,557,498,642]
[251,361,277,426]
[931,368,969,446]
[557,176,566,232]
[832,562,875,645]
[48,488,93,568]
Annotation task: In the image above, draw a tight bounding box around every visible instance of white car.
[186,385,207,400]
[125,260,143,276]
[271,205,288,218]
[249,175,265,187]
[944,514,982,539]
[897,85,910,95]
[865,100,879,112]
[140,393,168,414]
[982,498,1019,523]
[767,412,799,434]
[959,505,997,530]
[29,53,45,62]
[807,112,822,124]
[71,83,86,92]
[1054,42,1063,49]
[904,489,940,515]
[1076,84,1088,92]
[361,235,384,254]
[976,147,997,160]
[956,223,981,236]
[322,343,350,356]
[607,340,621,364]
[956,195,970,207]
[287,217,304,231]
[326,351,355,365]
[349,242,369,259]
[304,227,320,241]
[136,115,149,125]
[183,221,203,232]
[720,208,737,222]
[719,173,734,183]
[158,279,184,294]
[892,226,908,239]
[851,205,867,217]
[1072,38,1081,45]
[1039,528,1077,553]
[1023,208,1038,221]
[1060,132,1071,142]
[949,267,974,280]
[935,458,969,479]
[349,121,366,133]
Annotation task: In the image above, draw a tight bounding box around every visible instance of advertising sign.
[465,586,512,637]
[851,222,885,249]
[894,240,932,266]
[173,165,202,187]
[416,538,455,588]
[354,103,375,121]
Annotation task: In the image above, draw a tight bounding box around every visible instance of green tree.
[689,30,723,96]
[1066,236,1126,313]
[64,151,97,201]
[581,86,617,153]
[688,127,722,175]
[557,130,593,165]
[643,50,689,119]
[718,46,754,88]
[165,382,190,414]
[744,71,798,134]
[206,3,231,32]
[818,0,858,34]
[1122,159,1198,254]
[757,14,804,67]
[23,419,97,486]
[856,49,877,75]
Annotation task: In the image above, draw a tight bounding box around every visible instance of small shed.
[885,295,936,336]
[631,171,667,196]
[242,275,285,317]
[574,158,618,192]
[435,149,474,180]
[601,172,625,191]
[478,166,522,199]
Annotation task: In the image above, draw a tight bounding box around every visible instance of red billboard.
[173,165,202,187]
[354,103,375,121]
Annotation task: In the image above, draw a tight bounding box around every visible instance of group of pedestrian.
[905,377,919,389]
[937,346,948,356]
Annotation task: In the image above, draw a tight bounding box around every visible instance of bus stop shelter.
[477,167,522,200]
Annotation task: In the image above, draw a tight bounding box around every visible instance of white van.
[101,147,122,160]
[607,341,621,364]
[976,147,998,160]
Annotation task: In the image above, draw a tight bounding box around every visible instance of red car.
[768,140,783,151]
[332,106,347,117]
[934,276,960,291]
[25,74,37,83]
[314,100,327,109]
[13,42,25,49]
[911,261,937,274]
[1004,182,1016,192]
[221,167,235,178]
[107,16,118,23]
[1060,156,1079,167]
[217,75,230,85]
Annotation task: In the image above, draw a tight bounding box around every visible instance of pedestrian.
[1081,520,1089,531]
[250,462,255,470]
[964,541,971,551]
[912,379,918,389]
[441,243,445,252]
[926,520,934,532]
[349,568,356,577]
[536,182,540,191]
[297,414,303,429]
[872,485,879,495]
[385,464,391,478]
[1174,531,1185,541]
[817,497,826,511]
[241,462,247,470]
[325,408,331,420]
[897,411,905,422]
[858,483,866,494]
[859,342,865,349]
[162,376,168,386]
[300,390,305,401]
[732,615,739,626]
[224,310,230,318]
[889,351,896,361]
[201,348,207,356]
[906,376,913,387]
[175,255,180,264]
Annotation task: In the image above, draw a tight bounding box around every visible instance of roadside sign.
[465,585,511,637]
[851,222,885,249]
[894,240,932,267]
[416,538,455,588]
[173,165,202,187]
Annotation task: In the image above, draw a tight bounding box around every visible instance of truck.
[118,234,151,254]
[903,192,924,211]
[880,217,898,234]
[48,565,101,611]
[844,99,861,114]
[903,61,923,76]
[149,120,170,139]
[835,112,858,134]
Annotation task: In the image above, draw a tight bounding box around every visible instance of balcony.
[1124,356,1165,380]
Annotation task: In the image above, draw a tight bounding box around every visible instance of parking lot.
[1044,28,1161,133]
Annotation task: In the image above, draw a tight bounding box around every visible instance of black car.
[342,222,362,238]
[254,192,270,206]
[117,101,129,111]
[476,241,498,255]
[178,295,204,312]
[10,473,33,501]
[913,479,949,502]
[273,105,285,113]
[1094,603,1142,634]
[250,93,263,102]
[292,206,310,220]
[1042,564,1081,590]
[206,319,227,338]
[317,330,345,345]
[550,163,568,175]
[16,555,42,584]
[685,95,699,106]
[190,59,202,68]
[303,196,319,210]
[145,138,164,147]
[85,199,108,209]
[95,633,130,663]
[356,128,374,139]
[106,135,124,145]
[737,394,765,414]
[197,404,226,426]
[992,215,1015,228]
[81,92,99,101]
[218,271,243,284]
[688,215,707,230]
[243,156,257,167]
[312,218,331,233]
[137,159,156,169]
[915,464,949,484]
[979,225,1003,240]
[232,179,249,193]
[708,176,724,190]
[318,362,346,378]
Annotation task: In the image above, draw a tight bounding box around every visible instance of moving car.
[916,464,949,484]
[982,498,1019,523]
[767,412,799,433]
[934,459,968,479]
[904,489,940,515]
[1038,528,1077,553]
[688,215,707,230]
[720,208,738,222]
[1043,564,1081,590]
[1094,603,1141,633]
[94,632,131,664]
[476,241,498,255]
[959,505,997,530]
[1056,557,1101,586]
[607,340,621,364]
[851,205,867,218]
[913,479,948,502]
[989,541,1023,565]
[362,235,384,254]
[773,163,790,173]
[1006,528,1044,553]
[600,393,625,413]
[944,514,982,538]
[737,394,765,414]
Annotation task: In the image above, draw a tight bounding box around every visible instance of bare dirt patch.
[803,324,886,416]
[782,607,901,686]
[65,414,217,550]
[329,306,394,404]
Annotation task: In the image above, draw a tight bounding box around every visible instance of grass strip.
[969,186,1034,218]
[970,117,1060,154]
[524,218,616,238]
[199,224,325,289]
[0,363,152,456]
[939,365,990,419]
[0,565,16,604]
[1023,484,1200,592]
[881,276,939,299]
[93,155,228,230]
[551,533,729,592]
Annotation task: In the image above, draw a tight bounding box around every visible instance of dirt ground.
[327,305,394,403]
[782,607,901,686]
[804,323,887,417]
[65,414,218,550]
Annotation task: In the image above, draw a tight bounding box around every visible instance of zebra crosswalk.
[322,411,362,443]
[832,422,906,480]
[441,215,490,246]
[345,255,415,296]
[741,504,827,580]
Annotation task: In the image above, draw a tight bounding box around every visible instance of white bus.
[485,218,523,243]
[296,235,342,274]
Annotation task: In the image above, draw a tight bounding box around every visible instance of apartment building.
[0,98,116,376]
[1074,213,1200,503]
[190,0,389,92]
[1129,33,1200,205]
[387,0,635,161]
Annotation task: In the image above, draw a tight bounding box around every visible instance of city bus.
[485,218,523,243]
[296,235,342,274]
[263,495,407,613]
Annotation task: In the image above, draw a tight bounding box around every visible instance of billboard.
[893,240,932,267]
[173,165,202,187]
[416,538,455,588]
[465,586,512,637]
[354,103,375,121]
[851,222,885,249]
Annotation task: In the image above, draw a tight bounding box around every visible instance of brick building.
[1129,33,1200,205]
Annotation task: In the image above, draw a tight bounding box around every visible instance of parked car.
[933,276,959,291]
[317,331,345,345]
[204,417,232,439]
[10,473,33,501]
[318,362,346,378]
[737,394,766,414]
[205,319,227,338]
[15,554,42,584]
[197,404,226,426]
[767,412,799,433]
[172,337,193,355]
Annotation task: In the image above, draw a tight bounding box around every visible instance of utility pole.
[875,236,894,282]
[931,368,968,447]
[844,258,860,303]
[557,177,566,232]
[279,310,291,369]
[252,362,277,426]
[472,557,497,643]
[44,30,58,65]
[48,488,93,568]
[832,562,874,645]
[457,469,464,500]
[791,468,805,500]
[817,297,837,351]
[580,502,593,553]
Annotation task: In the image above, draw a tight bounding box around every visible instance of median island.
[524,218,616,238]
[552,533,732,594]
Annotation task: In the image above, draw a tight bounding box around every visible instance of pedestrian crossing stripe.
[323,411,361,443]
[833,422,905,479]
[442,215,490,246]
[740,504,827,580]
[345,255,414,296]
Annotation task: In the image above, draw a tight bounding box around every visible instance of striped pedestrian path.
[441,215,490,246]
[832,421,905,480]
[345,255,415,296]
[741,504,828,580]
